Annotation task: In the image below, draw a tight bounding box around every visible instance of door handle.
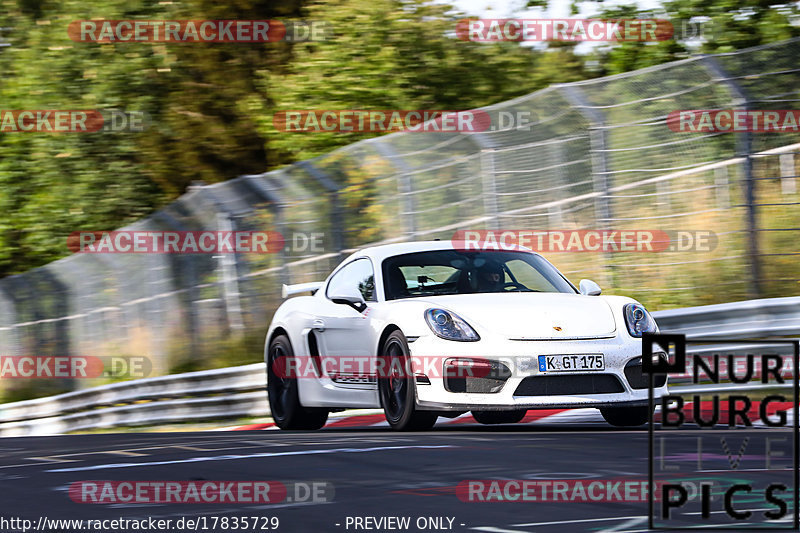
[312,319,325,332]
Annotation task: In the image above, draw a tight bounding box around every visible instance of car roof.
[347,240,539,264]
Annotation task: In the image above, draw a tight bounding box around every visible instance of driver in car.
[476,261,505,292]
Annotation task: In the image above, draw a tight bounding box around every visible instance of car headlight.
[424,308,480,342]
[623,303,658,337]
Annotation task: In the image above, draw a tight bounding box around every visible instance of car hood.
[411,293,617,340]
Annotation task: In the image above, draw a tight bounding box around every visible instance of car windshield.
[382,249,577,300]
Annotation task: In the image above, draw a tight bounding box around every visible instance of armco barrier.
[0,296,797,436]
[0,363,268,436]
[653,295,800,339]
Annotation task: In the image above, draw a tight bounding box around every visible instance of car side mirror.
[579,279,602,296]
[330,285,367,312]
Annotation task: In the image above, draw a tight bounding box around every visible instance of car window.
[326,258,376,301]
[504,259,561,292]
[398,265,460,289]
[383,249,576,300]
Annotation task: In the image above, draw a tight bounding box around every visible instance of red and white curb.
[216,401,797,431]
[217,408,604,431]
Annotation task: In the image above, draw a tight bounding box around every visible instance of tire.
[267,334,328,430]
[600,405,650,427]
[378,330,438,431]
[472,410,527,425]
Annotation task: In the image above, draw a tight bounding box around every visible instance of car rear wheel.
[378,330,438,431]
[600,405,650,427]
[472,410,527,425]
[267,334,328,430]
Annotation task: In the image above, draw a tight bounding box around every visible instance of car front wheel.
[267,334,328,430]
[378,330,438,431]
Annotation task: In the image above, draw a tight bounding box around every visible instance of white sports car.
[264,241,667,430]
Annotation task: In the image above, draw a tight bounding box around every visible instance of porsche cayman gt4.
[264,241,667,430]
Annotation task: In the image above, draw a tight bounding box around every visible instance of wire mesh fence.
[2,37,800,392]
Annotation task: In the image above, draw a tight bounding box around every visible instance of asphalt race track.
[0,419,794,532]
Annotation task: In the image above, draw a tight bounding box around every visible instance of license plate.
[538,354,604,372]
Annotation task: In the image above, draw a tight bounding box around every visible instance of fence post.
[0,283,21,356]
[548,141,567,226]
[370,140,416,237]
[216,213,245,334]
[559,86,612,226]
[480,149,499,230]
[559,84,615,288]
[471,133,499,231]
[240,174,289,290]
[3,275,43,355]
[149,211,199,362]
[702,56,762,298]
[296,160,346,257]
[190,185,248,337]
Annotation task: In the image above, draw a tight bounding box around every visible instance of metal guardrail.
[0,296,797,436]
[653,295,800,340]
[0,363,268,436]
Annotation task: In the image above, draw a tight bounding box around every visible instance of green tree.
[260,0,589,162]
[0,0,301,276]
[528,0,800,74]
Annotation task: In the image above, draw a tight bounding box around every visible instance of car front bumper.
[408,333,668,411]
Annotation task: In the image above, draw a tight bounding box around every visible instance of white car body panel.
[265,241,668,411]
